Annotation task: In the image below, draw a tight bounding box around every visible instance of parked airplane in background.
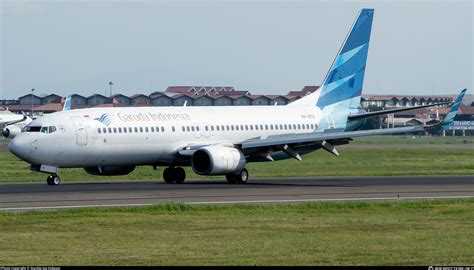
[8,9,467,185]
[1,110,32,139]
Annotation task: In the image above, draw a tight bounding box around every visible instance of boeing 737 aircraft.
[8,9,467,185]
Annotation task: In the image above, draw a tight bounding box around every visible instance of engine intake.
[2,126,21,138]
[83,166,136,176]
[191,145,246,175]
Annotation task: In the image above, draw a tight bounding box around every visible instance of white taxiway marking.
[0,195,473,211]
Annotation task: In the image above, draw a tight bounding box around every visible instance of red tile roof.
[32,103,63,112]
[4,105,36,111]
[166,86,194,93]
[301,86,319,93]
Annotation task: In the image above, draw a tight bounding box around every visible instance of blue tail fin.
[290,9,374,110]
[317,8,374,109]
[441,89,467,126]
[63,96,72,111]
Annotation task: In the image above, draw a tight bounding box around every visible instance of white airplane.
[0,110,32,138]
[8,9,467,185]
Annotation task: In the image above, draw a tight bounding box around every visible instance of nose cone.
[8,133,32,161]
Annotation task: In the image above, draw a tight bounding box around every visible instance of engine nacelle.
[83,166,136,176]
[2,126,21,138]
[191,146,246,175]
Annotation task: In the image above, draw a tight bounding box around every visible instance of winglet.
[63,96,72,111]
[440,89,467,126]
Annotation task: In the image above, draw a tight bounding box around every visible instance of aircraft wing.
[241,125,424,150]
[0,115,28,129]
[347,102,450,120]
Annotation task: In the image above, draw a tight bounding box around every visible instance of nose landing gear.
[163,167,186,184]
[46,174,61,185]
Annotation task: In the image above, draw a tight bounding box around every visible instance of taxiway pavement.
[1,176,473,211]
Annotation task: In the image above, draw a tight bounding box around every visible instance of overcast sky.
[1,0,472,99]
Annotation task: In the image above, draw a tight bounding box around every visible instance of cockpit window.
[24,126,41,132]
[24,126,57,134]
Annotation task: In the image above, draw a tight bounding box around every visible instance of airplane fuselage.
[10,104,342,168]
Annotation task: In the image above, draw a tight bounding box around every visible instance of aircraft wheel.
[236,169,249,184]
[174,167,186,184]
[47,174,61,185]
[163,167,175,184]
[46,175,53,185]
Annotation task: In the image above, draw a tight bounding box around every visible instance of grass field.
[1,199,473,265]
[1,142,473,183]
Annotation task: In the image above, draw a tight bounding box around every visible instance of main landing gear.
[226,168,249,184]
[46,174,61,185]
[163,167,186,184]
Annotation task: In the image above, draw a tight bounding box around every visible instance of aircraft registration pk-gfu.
[9,9,467,185]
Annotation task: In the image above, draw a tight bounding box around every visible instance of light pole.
[108,81,113,96]
[31,88,35,116]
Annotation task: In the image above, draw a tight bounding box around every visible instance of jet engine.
[2,126,21,138]
[191,145,246,175]
[83,166,136,176]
